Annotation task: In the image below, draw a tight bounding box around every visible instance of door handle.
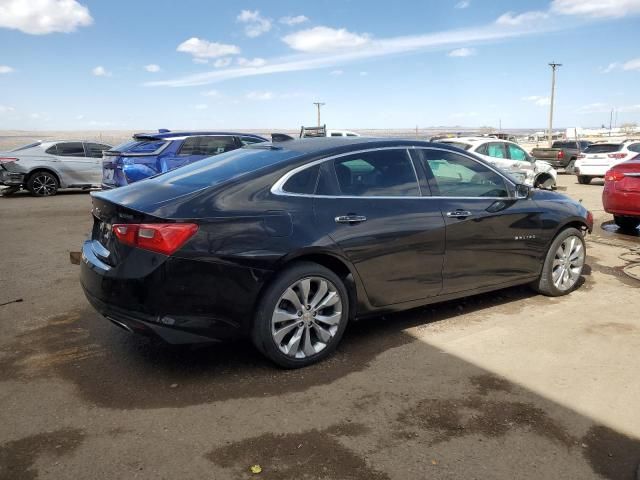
[446,210,472,218]
[335,215,367,224]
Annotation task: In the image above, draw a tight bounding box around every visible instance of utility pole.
[609,109,613,137]
[547,62,562,147]
[313,102,325,127]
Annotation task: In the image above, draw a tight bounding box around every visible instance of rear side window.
[55,142,85,157]
[330,132,343,137]
[240,136,264,145]
[332,149,419,197]
[282,165,320,194]
[440,141,472,150]
[85,143,110,158]
[627,143,640,153]
[584,144,621,154]
[179,136,236,156]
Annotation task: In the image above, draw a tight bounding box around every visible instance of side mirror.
[515,184,530,199]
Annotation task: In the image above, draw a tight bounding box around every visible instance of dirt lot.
[0,174,639,480]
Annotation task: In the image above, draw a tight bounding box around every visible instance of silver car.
[0,140,111,196]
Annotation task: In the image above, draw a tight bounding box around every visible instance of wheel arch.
[26,167,62,187]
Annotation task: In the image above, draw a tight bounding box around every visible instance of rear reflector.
[608,153,627,159]
[0,157,19,163]
[113,223,198,255]
[605,170,626,182]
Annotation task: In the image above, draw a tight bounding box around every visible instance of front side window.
[56,142,85,157]
[507,144,529,162]
[422,149,508,198]
[484,142,507,159]
[179,136,236,156]
[332,149,419,197]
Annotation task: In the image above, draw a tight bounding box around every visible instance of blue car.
[102,130,268,188]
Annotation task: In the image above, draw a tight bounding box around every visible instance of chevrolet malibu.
[81,138,593,368]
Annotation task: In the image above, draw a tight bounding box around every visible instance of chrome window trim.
[270,145,516,200]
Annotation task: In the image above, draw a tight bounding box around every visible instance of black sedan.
[81,138,593,368]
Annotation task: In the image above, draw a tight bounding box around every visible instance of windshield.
[583,144,621,154]
[9,141,42,152]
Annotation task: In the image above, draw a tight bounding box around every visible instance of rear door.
[49,142,96,186]
[416,148,544,294]
[165,135,238,171]
[312,147,445,306]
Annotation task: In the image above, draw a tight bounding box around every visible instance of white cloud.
[0,105,15,113]
[201,89,220,97]
[0,65,14,74]
[623,58,640,71]
[237,10,272,38]
[551,0,640,18]
[246,91,274,101]
[282,26,370,52]
[455,1,470,9]
[213,58,233,68]
[177,37,240,58]
[194,104,208,110]
[193,58,209,64]
[448,47,475,57]
[146,19,560,87]
[144,64,161,73]
[280,15,309,26]
[600,62,620,73]
[330,69,343,75]
[0,0,92,35]
[523,95,551,106]
[92,66,111,77]
[237,57,267,67]
[496,11,549,25]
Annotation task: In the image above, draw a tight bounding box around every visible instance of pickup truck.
[531,140,592,170]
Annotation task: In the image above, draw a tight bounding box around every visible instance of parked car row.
[80,137,593,367]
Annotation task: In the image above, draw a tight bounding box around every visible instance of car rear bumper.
[574,165,607,177]
[0,170,25,186]
[603,188,640,217]
[80,239,270,344]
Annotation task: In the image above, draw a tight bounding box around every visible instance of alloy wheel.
[271,276,343,359]
[32,174,57,196]
[552,235,585,291]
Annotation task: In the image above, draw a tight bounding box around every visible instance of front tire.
[532,227,586,296]
[27,171,59,197]
[614,216,640,231]
[252,262,350,368]
[577,175,592,185]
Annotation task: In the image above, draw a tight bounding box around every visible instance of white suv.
[436,137,557,189]
[574,140,640,184]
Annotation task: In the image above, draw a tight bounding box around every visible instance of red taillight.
[604,170,626,182]
[0,157,18,164]
[112,223,198,255]
[608,153,627,159]
[557,151,565,160]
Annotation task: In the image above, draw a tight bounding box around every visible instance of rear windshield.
[156,146,301,188]
[552,141,576,149]
[440,141,472,150]
[9,142,42,152]
[583,144,621,154]
[110,139,167,154]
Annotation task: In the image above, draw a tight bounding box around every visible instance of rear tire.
[27,171,59,197]
[614,216,640,231]
[532,227,585,297]
[252,262,350,368]
[577,175,592,185]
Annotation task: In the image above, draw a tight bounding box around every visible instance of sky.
[0,0,639,130]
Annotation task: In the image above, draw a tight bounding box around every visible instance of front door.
[312,148,445,307]
[416,148,544,294]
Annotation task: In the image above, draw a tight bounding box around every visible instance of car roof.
[251,137,452,156]
[133,131,267,141]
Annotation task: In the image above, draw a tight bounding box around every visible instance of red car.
[603,155,640,230]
